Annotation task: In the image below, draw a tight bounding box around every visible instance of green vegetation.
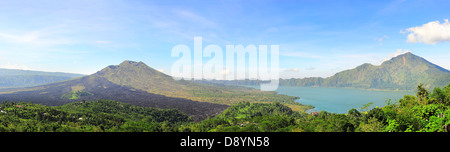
[185,83,312,112]
[185,83,450,132]
[187,102,300,132]
[88,60,310,111]
[205,53,450,91]
[2,58,449,132]
[316,53,450,91]
[0,100,191,132]
[61,90,93,99]
[2,83,450,132]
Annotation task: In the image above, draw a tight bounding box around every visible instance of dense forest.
[0,100,191,132]
[1,83,449,132]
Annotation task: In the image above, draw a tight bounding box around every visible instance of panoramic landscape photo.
[0,0,450,133]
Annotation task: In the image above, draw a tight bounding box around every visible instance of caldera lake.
[266,86,413,114]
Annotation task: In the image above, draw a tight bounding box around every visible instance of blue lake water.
[249,86,414,114]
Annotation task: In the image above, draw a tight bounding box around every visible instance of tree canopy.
[1,83,450,132]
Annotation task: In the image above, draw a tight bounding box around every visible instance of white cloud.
[377,35,388,45]
[220,69,230,75]
[95,40,112,44]
[0,32,37,43]
[305,67,316,71]
[404,19,450,44]
[284,68,299,72]
[156,68,165,73]
[0,28,74,47]
[0,62,32,70]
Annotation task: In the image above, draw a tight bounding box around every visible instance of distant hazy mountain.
[204,52,450,91]
[0,68,84,89]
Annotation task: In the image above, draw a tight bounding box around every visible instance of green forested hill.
[190,83,450,132]
[321,52,450,90]
[0,100,191,132]
[205,53,450,91]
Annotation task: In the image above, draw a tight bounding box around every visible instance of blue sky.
[0,0,449,78]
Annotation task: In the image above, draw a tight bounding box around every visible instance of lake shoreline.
[242,85,414,114]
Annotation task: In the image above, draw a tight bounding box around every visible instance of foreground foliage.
[0,100,191,132]
[187,83,450,132]
[1,83,450,132]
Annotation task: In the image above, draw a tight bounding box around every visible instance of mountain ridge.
[89,60,305,109]
[0,68,84,89]
[93,60,189,98]
[0,61,230,121]
[0,71,228,121]
[0,60,308,120]
[203,52,450,91]
[321,52,450,90]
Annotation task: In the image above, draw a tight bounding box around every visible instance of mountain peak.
[400,52,413,55]
[381,52,423,66]
[119,60,144,66]
[324,52,450,90]
[97,60,150,73]
[395,52,417,59]
[381,52,450,73]
[94,60,176,92]
[389,52,415,60]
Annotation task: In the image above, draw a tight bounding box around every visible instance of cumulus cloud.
[404,19,450,44]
